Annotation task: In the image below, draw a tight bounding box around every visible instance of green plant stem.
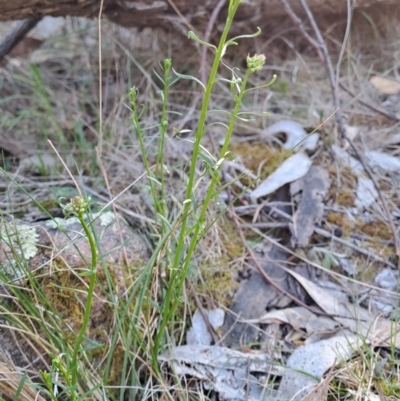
[157,60,172,230]
[130,89,159,213]
[168,69,251,326]
[70,213,97,388]
[153,0,243,357]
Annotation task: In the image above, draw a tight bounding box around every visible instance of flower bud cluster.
[65,196,91,216]
[247,54,266,73]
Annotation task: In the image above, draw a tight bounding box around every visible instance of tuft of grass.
[29,64,68,149]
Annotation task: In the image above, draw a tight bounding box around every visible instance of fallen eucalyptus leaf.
[260,120,319,151]
[187,308,224,346]
[366,150,400,173]
[158,345,284,401]
[278,332,357,401]
[286,270,400,347]
[355,177,378,208]
[250,152,312,201]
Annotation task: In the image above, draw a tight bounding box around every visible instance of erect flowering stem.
[170,67,253,323]
[62,196,98,388]
[152,0,245,359]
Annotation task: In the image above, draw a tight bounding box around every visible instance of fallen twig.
[339,83,400,122]
[186,279,220,344]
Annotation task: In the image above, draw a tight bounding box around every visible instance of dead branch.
[0,18,41,60]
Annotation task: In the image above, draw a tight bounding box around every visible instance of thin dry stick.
[95,147,129,265]
[48,140,82,197]
[167,0,197,33]
[295,0,347,134]
[335,0,352,101]
[186,279,220,344]
[97,0,105,154]
[279,0,319,51]
[339,83,400,122]
[255,228,400,296]
[199,0,227,84]
[280,0,399,259]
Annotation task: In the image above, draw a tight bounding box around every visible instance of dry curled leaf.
[250,152,312,201]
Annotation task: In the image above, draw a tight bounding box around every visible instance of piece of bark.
[222,242,291,348]
[290,166,330,248]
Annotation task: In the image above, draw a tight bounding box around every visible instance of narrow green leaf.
[227,27,262,44]
[188,31,217,50]
[172,69,206,91]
